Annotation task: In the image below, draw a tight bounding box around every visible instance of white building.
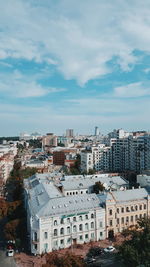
[81,150,93,173]
[24,174,106,254]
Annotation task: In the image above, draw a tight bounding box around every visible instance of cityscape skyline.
[1,0,150,136]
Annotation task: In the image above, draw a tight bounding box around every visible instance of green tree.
[93,181,105,194]
[119,217,150,267]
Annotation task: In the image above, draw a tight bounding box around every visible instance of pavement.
[0,250,18,267]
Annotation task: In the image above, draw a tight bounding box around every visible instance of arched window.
[79,216,82,221]
[34,232,37,241]
[91,222,94,229]
[54,229,57,236]
[91,213,94,219]
[67,218,70,223]
[60,228,64,235]
[67,226,70,234]
[85,223,88,230]
[79,224,83,231]
[54,220,57,226]
[73,225,77,232]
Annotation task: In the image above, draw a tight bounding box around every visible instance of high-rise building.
[94,126,99,136]
[66,129,74,137]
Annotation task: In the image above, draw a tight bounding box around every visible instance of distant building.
[42,133,57,150]
[94,126,99,136]
[66,129,74,138]
[81,150,93,173]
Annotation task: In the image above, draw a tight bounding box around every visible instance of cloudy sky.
[0,0,150,136]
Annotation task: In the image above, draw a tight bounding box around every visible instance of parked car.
[85,257,96,264]
[7,249,14,257]
[6,240,15,250]
[104,246,115,253]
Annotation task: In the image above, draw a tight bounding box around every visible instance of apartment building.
[81,150,93,172]
[81,130,150,173]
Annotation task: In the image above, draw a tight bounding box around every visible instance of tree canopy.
[93,181,105,194]
[119,217,150,267]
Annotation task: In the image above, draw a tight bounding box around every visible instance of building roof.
[112,188,148,203]
[37,193,102,217]
[61,175,128,191]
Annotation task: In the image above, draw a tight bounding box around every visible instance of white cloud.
[114,82,150,98]
[0,0,150,84]
[0,70,66,98]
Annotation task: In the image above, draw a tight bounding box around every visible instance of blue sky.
[0,0,150,136]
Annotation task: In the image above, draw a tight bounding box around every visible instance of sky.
[0,0,150,136]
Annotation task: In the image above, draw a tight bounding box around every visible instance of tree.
[42,252,86,267]
[93,181,105,194]
[88,169,96,175]
[119,217,150,267]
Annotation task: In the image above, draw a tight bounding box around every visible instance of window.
[85,214,88,220]
[131,206,134,211]
[121,207,124,213]
[121,217,124,224]
[54,229,57,236]
[126,207,129,212]
[85,223,88,230]
[144,204,146,210]
[67,192,69,195]
[79,235,83,240]
[109,209,112,216]
[44,243,48,252]
[73,217,76,222]
[100,221,103,228]
[110,220,113,226]
[34,232,37,241]
[140,205,142,210]
[34,244,37,250]
[135,205,138,211]
[126,216,129,223]
[53,240,58,247]
[91,222,94,229]
[67,238,71,244]
[60,228,64,235]
[67,218,70,223]
[139,214,142,219]
[91,213,94,219]
[117,218,119,224]
[85,234,88,239]
[81,191,83,194]
[60,239,64,245]
[54,220,57,226]
[131,216,133,222]
[44,232,48,239]
[67,226,70,234]
[73,225,77,232]
[79,224,83,231]
[144,213,146,218]
[117,208,119,214]
[91,233,94,239]
[100,232,103,237]
[79,216,83,221]
[135,215,138,221]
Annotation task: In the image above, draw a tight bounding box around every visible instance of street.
[0,250,17,267]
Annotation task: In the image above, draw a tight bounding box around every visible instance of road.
[87,253,124,267]
[0,250,17,267]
